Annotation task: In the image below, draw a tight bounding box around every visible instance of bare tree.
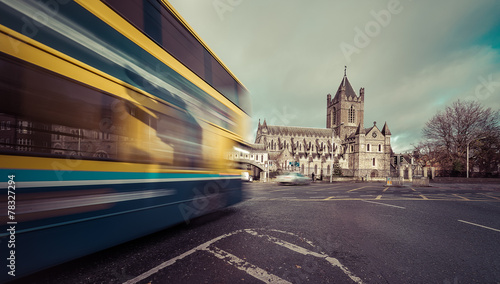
[421,100,500,177]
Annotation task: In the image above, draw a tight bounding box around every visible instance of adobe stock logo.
[340,0,405,63]
[465,74,500,102]
[213,0,244,21]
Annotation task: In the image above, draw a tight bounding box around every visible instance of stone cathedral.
[254,69,392,178]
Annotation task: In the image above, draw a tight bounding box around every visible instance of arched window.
[378,144,382,152]
[367,144,370,152]
[373,158,376,166]
[332,107,337,125]
[348,105,355,123]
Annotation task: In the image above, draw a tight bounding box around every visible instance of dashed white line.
[458,220,500,233]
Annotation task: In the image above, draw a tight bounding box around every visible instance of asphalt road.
[11,181,500,284]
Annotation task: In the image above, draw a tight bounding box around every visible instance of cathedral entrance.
[370,170,378,178]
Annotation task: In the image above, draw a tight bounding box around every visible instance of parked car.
[241,171,253,182]
[276,172,310,185]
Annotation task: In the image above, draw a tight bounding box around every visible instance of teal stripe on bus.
[0,168,224,182]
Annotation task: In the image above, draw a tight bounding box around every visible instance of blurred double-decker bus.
[0,0,250,280]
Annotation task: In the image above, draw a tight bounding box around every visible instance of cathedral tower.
[326,67,364,138]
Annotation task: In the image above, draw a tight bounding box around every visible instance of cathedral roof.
[334,75,358,100]
[265,125,333,138]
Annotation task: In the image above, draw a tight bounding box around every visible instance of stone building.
[254,69,392,179]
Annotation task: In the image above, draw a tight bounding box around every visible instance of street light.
[330,122,343,183]
[466,136,486,178]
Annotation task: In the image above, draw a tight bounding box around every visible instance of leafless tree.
[419,100,500,177]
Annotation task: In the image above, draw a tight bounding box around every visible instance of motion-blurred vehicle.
[276,172,310,185]
[241,172,253,182]
[0,0,250,281]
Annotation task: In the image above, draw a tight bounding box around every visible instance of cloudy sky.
[168,0,500,153]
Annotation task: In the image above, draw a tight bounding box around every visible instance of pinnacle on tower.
[382,122,391,136]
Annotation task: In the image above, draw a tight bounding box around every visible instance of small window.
[373,158,376,166]
[367,144,370,152]
[378,144,382,152]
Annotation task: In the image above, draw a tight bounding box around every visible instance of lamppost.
[466,136,485,178]
[330,122,343,183]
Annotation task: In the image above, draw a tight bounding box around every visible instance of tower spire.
[343,66,347,87]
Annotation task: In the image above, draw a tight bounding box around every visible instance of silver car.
[276,172,311,185]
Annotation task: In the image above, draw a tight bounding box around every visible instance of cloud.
[168,0,500,151]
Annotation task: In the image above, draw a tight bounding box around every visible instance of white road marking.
[122,230,244,284]
[458,220,500,233]
[362,200,406,209]
[206,246,291,284]
[245,230,364,284]
[124,228,363,284]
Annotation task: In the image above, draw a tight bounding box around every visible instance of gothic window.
[332,107,336,125]
[348,105,355,123]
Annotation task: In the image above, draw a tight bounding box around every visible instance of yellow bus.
[0,0,250,280]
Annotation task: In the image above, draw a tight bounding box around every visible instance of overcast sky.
[168,0,500,153]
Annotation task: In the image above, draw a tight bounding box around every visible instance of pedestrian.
[311,172,315,182]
